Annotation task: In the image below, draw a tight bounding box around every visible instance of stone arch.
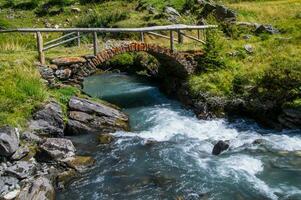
[86,42,197,78]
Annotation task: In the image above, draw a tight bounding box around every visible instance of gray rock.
[214,4,236,22]
[244,44,253,53]
[11,146,29,161]
[212,140,229,155]
[66,97,129,135]
[20,132,42,143]
[164,6,181,17]
[16,176,55,200]
[200,2,216,18]
[0,126,19,157]
[29,101,64,137]
[5,161,35,179]
[2,189,20,200]
[69,97,128,121]
[71,7,81,13]
[255,24,279,34]
[55,69,72,80]
[38,138,76,161]
[38,66,55,80]
[164,6,181,22]
[242,35,252,40]
[0,176,19,196]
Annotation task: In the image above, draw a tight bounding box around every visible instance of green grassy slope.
[0,0,300,127]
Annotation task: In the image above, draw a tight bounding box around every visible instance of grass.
[0,0,300,127]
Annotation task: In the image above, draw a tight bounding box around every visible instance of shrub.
[76,10,129,28]
[196,29,227,71]
[254,58,301,106]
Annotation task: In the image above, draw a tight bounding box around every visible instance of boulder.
[0,126,19,157]
[37,138,76,161]
[255,24,279,34]
[29,101,64,137]
[66,97,129,135]
[0,176,19,197]
[278,109,301,129]
[164,6,181,22]
[56,169,77,189]
[38,66,55,80]
[51,57,86,67]
[20,132,42,143]
[16,176,55,200]
[5,161,35,180]
[212,140,229,155]
[200,2,216,18]
[214,5,236,22]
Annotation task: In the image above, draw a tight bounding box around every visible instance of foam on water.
[58,73,301,200]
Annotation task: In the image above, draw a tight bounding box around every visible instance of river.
[58,73,301,200]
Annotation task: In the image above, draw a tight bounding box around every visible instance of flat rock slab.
[66,97,129,135]
[51,57,86,66]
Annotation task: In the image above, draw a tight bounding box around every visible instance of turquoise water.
[58,73,301,200]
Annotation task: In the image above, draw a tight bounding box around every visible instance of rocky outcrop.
[28,101,64,137]
[16,176,55,200]
[164,6,181,22]
[198,1,236,22]
[4,161,36,180]
[212,140,229,155]
[65,96,129,135]
[37,138,76,162]
[63,156,95,172]
[0,126,19,157]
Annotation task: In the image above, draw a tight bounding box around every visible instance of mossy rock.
[65,156,95,171]
[57,169,77,189]
[98,134,115,144]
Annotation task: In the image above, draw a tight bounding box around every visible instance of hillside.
[0,0,300,128]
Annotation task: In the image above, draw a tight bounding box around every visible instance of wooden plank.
[170,31,174,52]
[44,32,76,45]
[93,32,98,56]
[140,32,144,43]
[36,32,45,65]
[0,24,218,33]
[147,31,178,42]
[181,32,206,44]
[77,32,80,47]
[177,30,183,44]
[43,35,80,51]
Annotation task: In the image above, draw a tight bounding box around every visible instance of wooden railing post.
[170,31,174,52]
[140,32,144,43]
[36,31,45,65]
[77,32,80,47]
[197,29,200,39]
[93,32,98,56]
[177,30,183,44]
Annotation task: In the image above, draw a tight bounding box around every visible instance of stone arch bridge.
[44,42,203,87]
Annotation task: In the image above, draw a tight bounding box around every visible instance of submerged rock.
[0,126,19,157]
[98,134,115,144]
[29,101,64,137]
[16,176,55,200]
[66,97,129,135]
[56,169,77,189]
[212,140,229,155]
[63,156,95,172]
[37,138,76,161]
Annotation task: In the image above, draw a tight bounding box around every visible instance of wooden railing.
[0,24,217,65]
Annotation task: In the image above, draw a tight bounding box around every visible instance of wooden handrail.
[0,24,217,33]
